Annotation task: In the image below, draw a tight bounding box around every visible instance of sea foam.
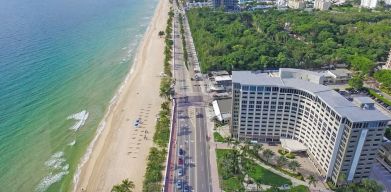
[36,151,69,192]
[67,110,89,131]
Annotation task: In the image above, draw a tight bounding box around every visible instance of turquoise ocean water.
[0,0,158,191]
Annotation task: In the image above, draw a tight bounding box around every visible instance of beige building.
[314,0,331,10]
[231,70,390,184]
[288,0,305,9]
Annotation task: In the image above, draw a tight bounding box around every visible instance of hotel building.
[231,69,390,184]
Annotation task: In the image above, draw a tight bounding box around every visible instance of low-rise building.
[279,68,327,85]
[277,0,289,7]
[215,75,232,90]
[208,70,232,93]
[212,0,239,10]
[314,0,331,10]
[326,69,353,84]
[288,0,305,9]
[212,98,232,122]
[186,1,212,9]
[279,68,352,85]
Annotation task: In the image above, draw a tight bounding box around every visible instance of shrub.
[278,149,288,155]
[286,153,296,159]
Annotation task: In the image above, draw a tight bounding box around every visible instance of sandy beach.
[73,0,169,191]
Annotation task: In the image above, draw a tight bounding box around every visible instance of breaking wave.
[35,151,69,192]
[67,110,89,131]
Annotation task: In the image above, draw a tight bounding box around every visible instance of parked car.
[176,179,182,189]
[183,184,190,192]
[178,157,184,165]
[178,167,183,176]
[179,148,184,156]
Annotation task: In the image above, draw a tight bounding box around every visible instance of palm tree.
[307,175,317,188]
[111,185,123,192]
[276,155,288,167]
[262,149,275,163]
[287,160,301,172]
[121,179,135,192]
[240,143,251,157]
[233,140,240,150]
[111,179,135,192]
[225,136,234,147]
[253,143,263,151]
[251,143,263,158]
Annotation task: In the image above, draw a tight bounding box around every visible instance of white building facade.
[360,0,378,8]
[231,70,390,184]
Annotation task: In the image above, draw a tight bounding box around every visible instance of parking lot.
[370,162,391,192]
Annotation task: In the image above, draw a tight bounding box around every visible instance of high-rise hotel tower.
[231,69,390,184]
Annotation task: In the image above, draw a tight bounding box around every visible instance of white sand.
[74,0,169,191]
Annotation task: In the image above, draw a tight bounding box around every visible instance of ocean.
[0,0,158,191]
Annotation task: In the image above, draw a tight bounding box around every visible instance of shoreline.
[72,0,169,191]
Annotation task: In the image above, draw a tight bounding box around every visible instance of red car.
[178,157,184,165]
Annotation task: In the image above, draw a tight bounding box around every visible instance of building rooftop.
[215,75,232,82]
[281,138,308,152]
[217,98,232,114]
[327,68,352,77]
[353,96,375,104]
[212,98,232,121]
[210,70,229,77]
[232,70,391,122]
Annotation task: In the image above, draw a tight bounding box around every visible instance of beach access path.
[74,0,169,191]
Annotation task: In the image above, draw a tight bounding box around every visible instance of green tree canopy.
[348,75,364,90]
[187,8,391,73]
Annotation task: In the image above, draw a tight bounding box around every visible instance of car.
[178,167,183,176]
[134,122,139,128]
[183,184,190,192]
[179,148,184,156]
[178,157,184,165]
[176,180,182,189]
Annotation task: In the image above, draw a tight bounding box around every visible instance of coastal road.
[167,1,212,192]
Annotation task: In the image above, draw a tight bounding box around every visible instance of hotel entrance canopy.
[281,138,308,153]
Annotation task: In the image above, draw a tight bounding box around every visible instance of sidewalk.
[205,103,222,192]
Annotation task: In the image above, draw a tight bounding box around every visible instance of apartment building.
[231,70,390,184]
[314,0,331,10]
[288,0,305,9]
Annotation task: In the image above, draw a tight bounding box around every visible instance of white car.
[178,167,183,176]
